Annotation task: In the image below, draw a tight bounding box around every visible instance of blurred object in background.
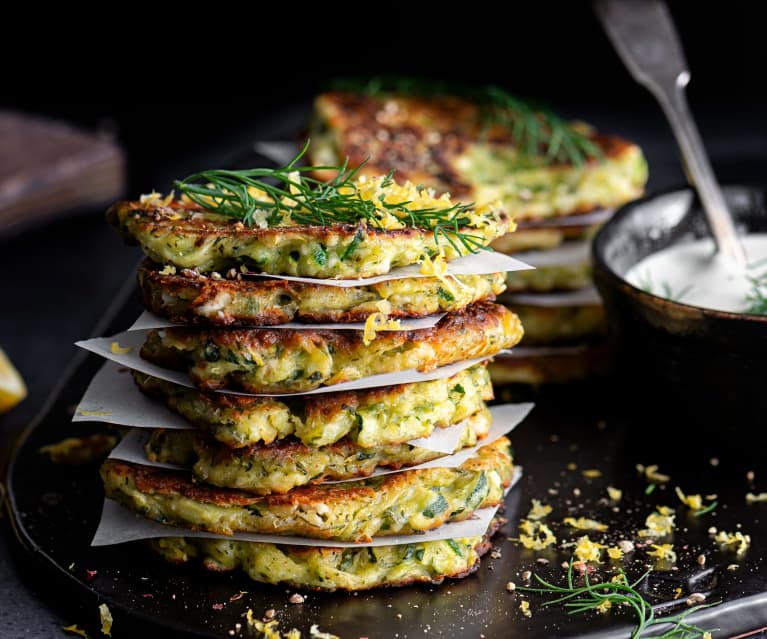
[0,112,125,237]
[0,346,26,413]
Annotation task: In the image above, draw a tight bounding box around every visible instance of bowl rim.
[591,183,767,324]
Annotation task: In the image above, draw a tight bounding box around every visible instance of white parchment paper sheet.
[75,332,494,397]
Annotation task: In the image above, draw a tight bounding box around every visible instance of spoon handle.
[594,0,746,266]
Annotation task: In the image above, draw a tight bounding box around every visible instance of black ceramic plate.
[5,288,767,639]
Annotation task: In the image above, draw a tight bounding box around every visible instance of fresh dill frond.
[328,76,602,167]
[519,564,716,638]
[745,270,767,315]
[174,141,489,253]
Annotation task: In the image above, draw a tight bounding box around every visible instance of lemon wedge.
[0,347,27,413]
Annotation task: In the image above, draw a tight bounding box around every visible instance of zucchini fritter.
[507,303,605,346]
[310,92,647,221]
[133,363,492,448]
[145,407,490,494]
[150,517,503,591]
[138,259,506,326]
[107,190,510,277]
[101,437,513,542]
[140,302,522,393]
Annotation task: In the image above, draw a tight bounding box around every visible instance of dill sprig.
[328,76,602,167]
[745,270,767,315]
[519,564,716,638]
[174,141,488,254]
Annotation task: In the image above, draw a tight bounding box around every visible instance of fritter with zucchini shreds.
[310,90,647,222]
[107,169,511,278]
[101,436,513,542]
[133,363,492,448]
[150,516,504,591]
[140,301,522,393]
[138,259,506,326]
[505,302,605,346]
[145,407,490,495]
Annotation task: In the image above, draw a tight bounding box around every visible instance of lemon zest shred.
[715,530,751,555]
[675,486,704,511]
[596,600,612,614]
[607,486,622,501]
[638,506,676,538]
[527,499,552,521]
[362,301,401,346]
[517,519,557,550]
[607,546,624,560]
[63,626,89,638]
[574,535,605,563]
[519,600,532,618]
[563,517,608,532]
[647,543,677,563]
[110,342,131,355]
[746,492,767,503]
[582,469,602,479]
[637,463,671,483]
[99,603,113,636]
[159,264,177,275]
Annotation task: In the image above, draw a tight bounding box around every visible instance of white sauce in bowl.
[625,234,767,314]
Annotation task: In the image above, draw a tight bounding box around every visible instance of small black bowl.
[593,185,767,435]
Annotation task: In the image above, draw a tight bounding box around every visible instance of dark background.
[2,3,767,637]
[4,3,766,192]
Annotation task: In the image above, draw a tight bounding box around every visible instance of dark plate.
[5,288,767,639]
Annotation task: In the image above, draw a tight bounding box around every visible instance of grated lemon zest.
[607,486,622,501]
[582,469,602,479]
[607,546,624,560]
[596,600,612,614]
[110,342,131,355]
[519,600,532,618]
[574,535,605,563]
[362,301,401,346]
[99,603,113,637]
[715,530,751,555]
[527,499,552,521]
[647,543,677,563]
[675,486,705,511]
[746,492,767,503]
[159,264,177,275]
[63,626,89,638]
[638,506,676,538]
[673,587,683,599]
[610,573,627,585]
[139,190,175,207]
[637,464,671,483]
[563,517,608,532]
[517,519,557,550]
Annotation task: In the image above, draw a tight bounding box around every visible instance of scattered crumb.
[505,581,516,592]
[618,540,635,554]
[521,570,532,581]
[288,593,305,604]
[727,564,740,572]
[536,558,549,565]
[747,470,755,482]
[697,554,706,566]
[709,457,719,467]
[566,462,577,471]
[686,593,706,606]
[39,434,118,465]
[708,526,718,535]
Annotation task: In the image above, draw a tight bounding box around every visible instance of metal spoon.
[594,0,746,266]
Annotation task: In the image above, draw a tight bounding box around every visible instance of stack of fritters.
[96,174,525,591]
[310,89,648,384]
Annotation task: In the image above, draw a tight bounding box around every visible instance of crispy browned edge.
[137,259,501,326]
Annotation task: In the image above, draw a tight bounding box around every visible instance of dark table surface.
[1,106,766,638]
